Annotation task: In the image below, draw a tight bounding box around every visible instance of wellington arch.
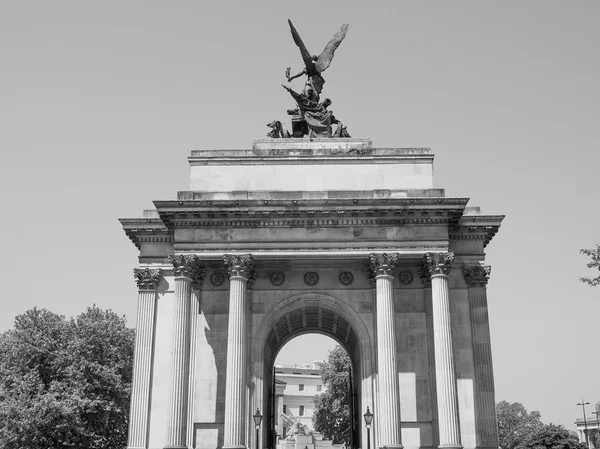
[120,138,504,449]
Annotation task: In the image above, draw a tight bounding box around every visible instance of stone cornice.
[168,255,205,287]
[188,146,434,166]
[154,197,468,229]
[462,265,491,287]
[223,254,256,287]
[423,252,455,276]
[449,214,504,248]
[120,217,171,250]
[133,268,162,290]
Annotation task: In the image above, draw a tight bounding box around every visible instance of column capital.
[462,265,491,287]
[368,253,400,282]
[168,255,205,288]
[424,252,454,277]
[223,254,256,283]
[133,268,162,290]
[417,265,432,288]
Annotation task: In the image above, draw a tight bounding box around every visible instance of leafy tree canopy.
[0,306,135,449]
[497,401,543,449]
[312,345,352,446]
[580,244,600,286]
[523,423,586,449]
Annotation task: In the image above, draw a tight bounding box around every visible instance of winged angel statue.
[267,20,351,139]
[286,20,349,96]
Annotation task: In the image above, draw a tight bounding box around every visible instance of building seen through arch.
[121,138,504,449]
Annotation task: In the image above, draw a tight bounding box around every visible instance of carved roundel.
[398,270,414,285]
[210,272,225,287]
[304,272,319,286]
[270,272,285,286]
[339,271,354,286]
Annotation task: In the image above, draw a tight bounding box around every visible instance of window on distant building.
[317,384,322,392]
[283,404,286,414]
[299,405,305,416]
[299,384,304,391]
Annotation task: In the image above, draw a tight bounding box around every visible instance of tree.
[312,345,352,446]
[497,401,544,449]
[522,423,586,449]
[580,244,600,286]
[0,306,135,449]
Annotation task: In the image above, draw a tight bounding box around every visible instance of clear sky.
[1,0,599,431]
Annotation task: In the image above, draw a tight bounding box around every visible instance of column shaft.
[128,289,157,449]
[165,277,192,448]
[223,276,249,449]
[375,275,403,449]
[469,286,498,449]
[431,274,462,449]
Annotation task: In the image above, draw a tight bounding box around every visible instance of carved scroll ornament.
[462,265,491,287]
[368,253,400,280]
[424,252,455,277]
[133,268,162,290]
[223,254,256,282]
[168,255,205,288]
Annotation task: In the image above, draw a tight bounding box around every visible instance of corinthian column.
[223,254,256,449]
[128,268,161,449]
[462,265,498,449]
[425,253,462,449]
[165,255,204,449]
[369,253,403,449]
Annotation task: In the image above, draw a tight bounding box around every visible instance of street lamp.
[364,407,373,449]
[254,408,263,449]
[578,399,590,449]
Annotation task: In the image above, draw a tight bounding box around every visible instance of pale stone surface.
[121,140,505,449]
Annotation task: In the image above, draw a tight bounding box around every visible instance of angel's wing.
[288,19,315,72]
[315,23,349,74]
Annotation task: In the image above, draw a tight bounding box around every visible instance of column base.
[163,446,188,449]
[438,445,463,449]
[222,446,247,449]
[379,445,403,449]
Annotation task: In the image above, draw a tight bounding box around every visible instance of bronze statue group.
[267,20,351,139]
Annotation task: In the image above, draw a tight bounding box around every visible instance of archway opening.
[260,299,365,449]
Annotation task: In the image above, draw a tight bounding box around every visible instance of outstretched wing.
[288,19,315,72]
[315,23,349,74]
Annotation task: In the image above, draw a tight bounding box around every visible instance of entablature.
[153,195,469,229]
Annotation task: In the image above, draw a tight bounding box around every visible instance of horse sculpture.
[266,120,292,138]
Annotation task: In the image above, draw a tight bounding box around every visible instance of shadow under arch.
[251,292,375,449]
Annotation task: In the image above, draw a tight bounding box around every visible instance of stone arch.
[250,292,375,449]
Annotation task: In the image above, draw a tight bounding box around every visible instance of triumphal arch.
[121,137,503,449]
[120,19,503,449]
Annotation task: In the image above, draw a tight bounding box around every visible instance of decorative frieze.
[462,265,491,287]
[210,272,226,287]
[168,255,205,288]
[339,271,354,286]
[133,268,162,290]
[304,272,319,286]
[424,252,454,276]
[270,272,285,286]
[398,270,414,285]
[369,253,400,278]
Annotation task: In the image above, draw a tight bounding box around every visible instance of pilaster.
[128,268,162,449]
[462,265,499,449]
